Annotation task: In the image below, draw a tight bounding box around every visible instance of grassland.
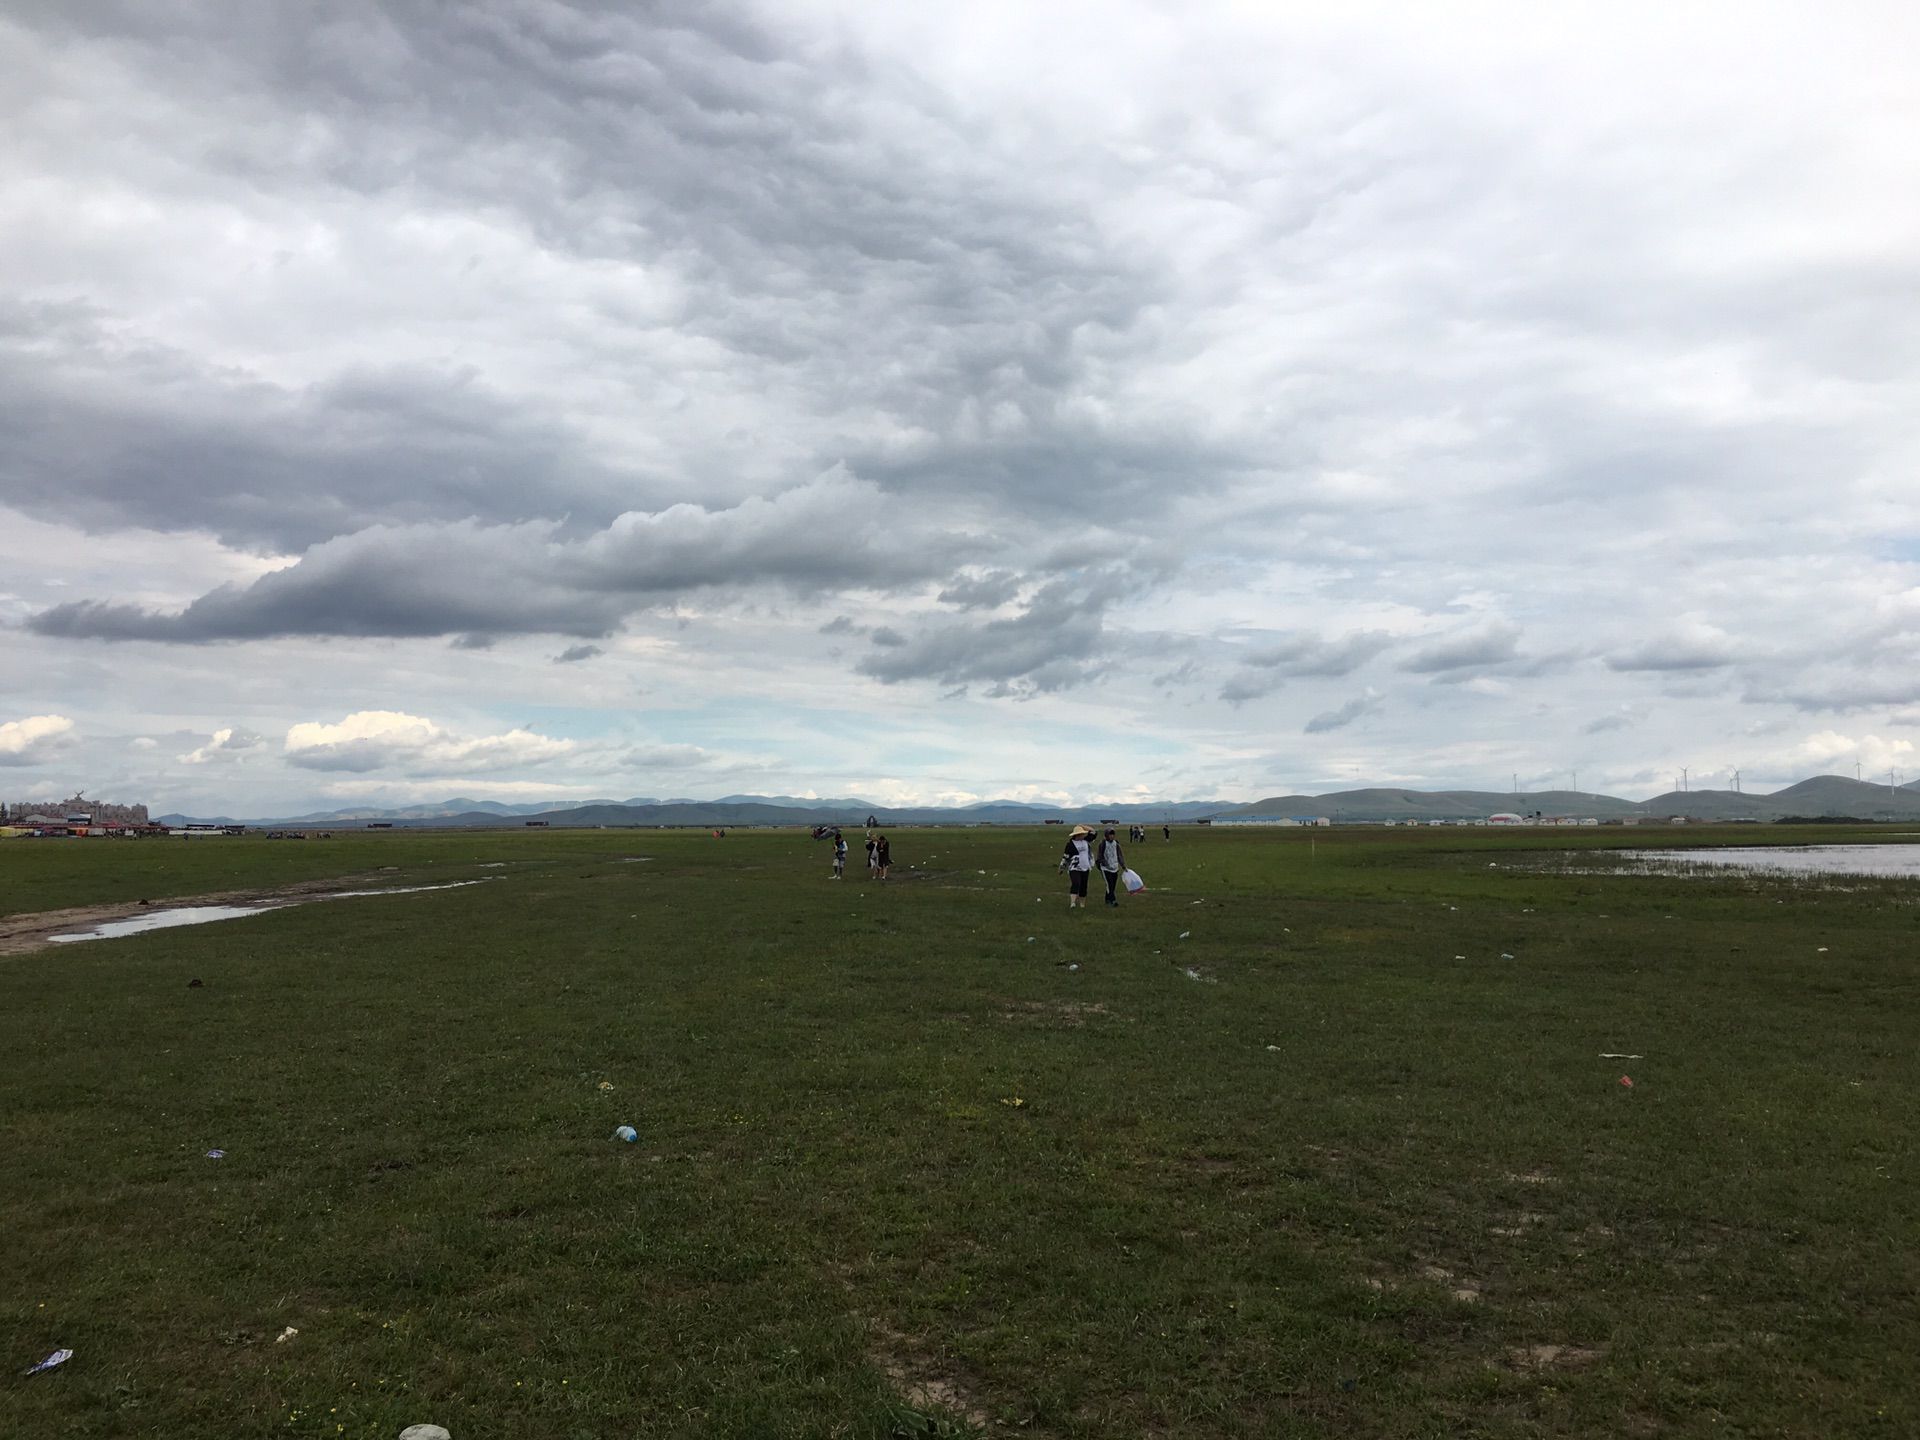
[1,825,1914,1438]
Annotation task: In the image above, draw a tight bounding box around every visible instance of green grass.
[2,826,1915,1438]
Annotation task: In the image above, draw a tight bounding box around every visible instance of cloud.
[178,726,265,764]
[28,469,967,643]
[1583,711,1637,734]
[1222,629,1394,701]
[1605,624,1738,672]
[553,644,603,664]
[858,573,1122,693]
[937,570,1022,611]
[283,710,575,774]
[1304,689,1381,734]
[0,714,75,766]
[1400,622,1524,675]
[129,736,159,751]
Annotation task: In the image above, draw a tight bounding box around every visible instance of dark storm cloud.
[26,471,971,641]
[1,2,1180,551]
[857,573,1125,693]
[0,302,645,550]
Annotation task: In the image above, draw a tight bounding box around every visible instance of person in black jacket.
[1095,827,1127,907]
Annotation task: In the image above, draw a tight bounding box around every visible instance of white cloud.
[1755,729,1918,782]
[284,711,576,775]
[178,726,265,764]
[0,714,75,766]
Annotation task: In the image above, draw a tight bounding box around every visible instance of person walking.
[1096,826,1127,907]
[875,833,892,880]
[1059,824,1094,908]
[865,833,879,879]
[1162,825,1171,841]
[831,830,847,879]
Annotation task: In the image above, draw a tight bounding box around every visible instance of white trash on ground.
[24,1349,72,1376]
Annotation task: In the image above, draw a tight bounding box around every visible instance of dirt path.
[0,873,421,956]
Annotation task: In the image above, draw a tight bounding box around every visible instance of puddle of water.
[48,880,490,944]
[1616,845,1920,880]
[321,881,487,900]
[49,904,275,943]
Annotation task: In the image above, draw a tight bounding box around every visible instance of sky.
[3,1,1919,817]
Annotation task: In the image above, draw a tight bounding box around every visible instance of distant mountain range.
[150,775,1920,829]
[1226,775,1920,823]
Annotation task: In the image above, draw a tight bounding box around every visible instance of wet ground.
[1617,843,1920,879]
[5,878,490,954]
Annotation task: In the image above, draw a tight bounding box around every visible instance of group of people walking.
[826,828,888,880]
[1059,824,1133,908]
[819,819,1170,905]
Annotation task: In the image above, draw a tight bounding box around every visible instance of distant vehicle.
[1044,818,1064,824]
[525,820,550,827]
[367,821,394,829]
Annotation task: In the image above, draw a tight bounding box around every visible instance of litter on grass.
[1599,1053,1642,1059]
[597,1080,614,1091]
[613,1125,638,1143]
[24,1349,72,1376]
[275,1327,298,1344]
[1499,952,1515,959]
[205,1149,225,1160]
[1182,968,1216,984]
[1178,931,1191,939]
[1619,1076,1634,1088]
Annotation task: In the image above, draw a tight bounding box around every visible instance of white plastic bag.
[1121,868,1145,893]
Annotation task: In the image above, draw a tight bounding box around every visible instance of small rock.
[399,1427,452,1440]
[187,978,204,988]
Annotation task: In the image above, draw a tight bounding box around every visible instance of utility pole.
[1733,769,1741,794]
[1682,766,1689,793]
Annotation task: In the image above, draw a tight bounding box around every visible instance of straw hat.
[1069,824,1094,837]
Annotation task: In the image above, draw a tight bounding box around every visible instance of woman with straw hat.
[1058,824,1095,908]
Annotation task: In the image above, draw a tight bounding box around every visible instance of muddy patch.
[1508,1343,1607,1371]
[996,999,1112,1027]
[1419,1262,1485,1303]
[870,1321,990,1429]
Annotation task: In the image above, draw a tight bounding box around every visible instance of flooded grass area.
[1614,843,1920,879]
